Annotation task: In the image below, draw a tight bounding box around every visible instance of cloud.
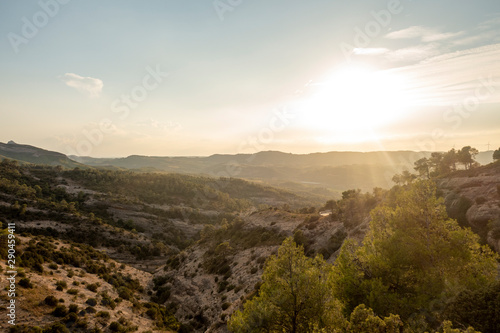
[136,118,183,132]
[387,43,500,106]
[452,30,498,46]
[60,73,103,98]
[385,26,463,43]
[384,44,442,63]
[386,26,432,40]
[352,48,390,56]
[422,31,464,42]
[477,14,500,31]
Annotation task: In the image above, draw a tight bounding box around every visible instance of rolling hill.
[0,141,83,168]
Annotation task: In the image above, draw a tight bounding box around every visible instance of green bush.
[44,296,58,307]
[96,311,110,319]
[51,305,68,317]
[86,298,97,306]
[66,288,78,295]
[19,278,33,289]
[68,304,79,313]
[87,283,99,292]
[55,281,67,291]
[63,312,78,324]
[42,322,69,333]
[444,281,500,332]
[108,321,122,332]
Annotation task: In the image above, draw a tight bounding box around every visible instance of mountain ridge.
[0,141,83,168]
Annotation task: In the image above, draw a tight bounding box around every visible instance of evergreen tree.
[493,148,500,161]
[332,180,498,323]
[228,238,345,333]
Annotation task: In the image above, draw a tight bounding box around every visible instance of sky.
[0,0,499,157]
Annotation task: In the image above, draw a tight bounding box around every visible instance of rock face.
[437,162,500,252]
[153,209,368,332]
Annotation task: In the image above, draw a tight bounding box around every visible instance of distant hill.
[476,150,495,165]
[0,141,83,168]
[72,150,436,192]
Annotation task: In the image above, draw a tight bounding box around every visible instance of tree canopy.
[332,180,498,325]
[493,147,500,161]
[412,146,480,179]
[228,238,345,333]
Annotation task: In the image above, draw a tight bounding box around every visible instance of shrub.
[68,304,79,313]
[109,322,122,332]
[85,306,96,314]
[96,311,110,319]
[55,281,67,291]
[19,278,33,289]
[42,322,69,333]
[221,302,231,311]
[117,286,132,300]
[87,283,99,292]
[44,296,58,307]
[67,289,78,295]
[146,308,158,319]
[51,305,68,317]
[100,294,117,310]
[444,281,500,332]
[63,312,78,324]
[86,298,97,306]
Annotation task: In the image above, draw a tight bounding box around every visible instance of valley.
[0,144,499,332]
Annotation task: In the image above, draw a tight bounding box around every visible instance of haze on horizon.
[1,0,500,158]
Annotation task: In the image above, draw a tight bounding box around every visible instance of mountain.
[476,150,495,165]
[71,150,437,193]
[2,158,500,332]
[0,141,83,168]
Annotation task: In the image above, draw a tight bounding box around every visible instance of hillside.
[0,141,83,168]
[2,157,500,332]
[0,159,376,332]
[0,160,325,271]
[437,161,500,252]
[0,234,176,332]
[72,151,437,193]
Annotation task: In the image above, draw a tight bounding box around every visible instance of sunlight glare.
[300,65,415,135]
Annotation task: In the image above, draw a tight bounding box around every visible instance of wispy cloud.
[477,14,500,30]
[388,43,500,106]
[353,48,390,56]
[136,118,183,132]
[59,73,103,98]
[385,26,463,42]
[384,44,442,63]
[452,30,499,46]
[386,26,432,40]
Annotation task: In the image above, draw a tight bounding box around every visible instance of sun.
[299,65,414,138]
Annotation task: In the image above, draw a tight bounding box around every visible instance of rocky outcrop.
[437,162,500,252]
